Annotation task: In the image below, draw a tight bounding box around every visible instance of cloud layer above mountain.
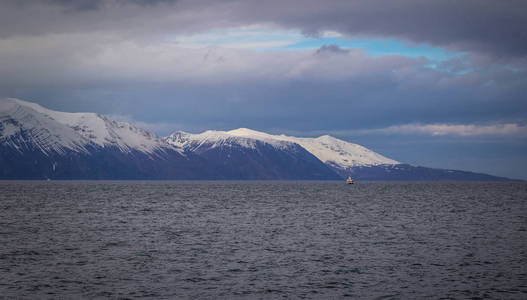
[1,0,526,57]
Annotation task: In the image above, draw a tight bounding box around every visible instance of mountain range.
[0,98,514,181]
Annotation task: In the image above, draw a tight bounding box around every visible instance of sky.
[0,0,526,179]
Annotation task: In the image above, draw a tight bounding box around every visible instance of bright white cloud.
[0,31,427,86]
[173,26,302,50]
[354,123,527,137]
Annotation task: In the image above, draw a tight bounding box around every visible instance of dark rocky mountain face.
[185,140,341,180]
[0,144,208,180]
[0,136,517,181]
[0,140,341,180]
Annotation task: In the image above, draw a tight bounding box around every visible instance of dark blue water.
[1,181,526,299]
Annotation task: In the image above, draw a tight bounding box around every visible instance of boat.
[346,176,354,184]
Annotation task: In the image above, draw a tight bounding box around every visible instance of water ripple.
[0,181,526,299]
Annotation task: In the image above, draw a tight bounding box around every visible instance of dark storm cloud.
[46,0,179,11]
[3,47,525,133]
[315,44,349,55]
[261,0,527,58]
[1,0,526,58]
[46,0,102,11]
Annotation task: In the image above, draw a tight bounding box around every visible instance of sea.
[0,181,526,299]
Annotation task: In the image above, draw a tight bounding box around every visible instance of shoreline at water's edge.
[0,179,524,183]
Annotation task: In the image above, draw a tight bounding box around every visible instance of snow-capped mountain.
[226,128,399,168]
[0,98,194,179]
[0,98,515,180]
[166,130,299,152]
[1,98,90,155]
[0,98,177,155]
[166,128,399,175]
[165,128,514,181]
[166,130,340,180]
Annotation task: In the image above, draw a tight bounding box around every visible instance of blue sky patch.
[175,27,463,62]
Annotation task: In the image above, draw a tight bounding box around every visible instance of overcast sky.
[1,0,526,179]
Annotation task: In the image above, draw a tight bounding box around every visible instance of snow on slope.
[0,98,175,155]
[0,98,90,154]
[166,127,399,169]
[166,130,296,151]
[227,128,399,168]
[1,98,398,166]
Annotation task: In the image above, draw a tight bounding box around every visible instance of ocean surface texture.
[1,181,526,299]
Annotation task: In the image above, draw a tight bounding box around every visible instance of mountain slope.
[1,98,91,155]
[0,144,203,180]
[166,128,400,179]
[166,131,340,180]
[226,128,399,169]
[0,98,177,155]
[348,164,515,181]
[0,98,201,179]
[1,98,517,181]
[190,128,514,181]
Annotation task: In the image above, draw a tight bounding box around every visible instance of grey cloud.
[264,0,527,58]
[0,26,524,126]
[1,0,526,58]
[46,0,103,11]
[0,1,525,134]
[315,44,349,55]
[46,0,179,11]
[3,54,524,134]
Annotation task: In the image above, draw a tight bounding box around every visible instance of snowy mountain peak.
[226,128,294,148]
[226,128,399,168]
[166,131,191,147]
[167,127,399,169]
[228,127,266,136]
[1,98,90,155]
[1,98,178,155]
[2,99,397,168]
[166,129,296,152]
[315,134,334,140]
